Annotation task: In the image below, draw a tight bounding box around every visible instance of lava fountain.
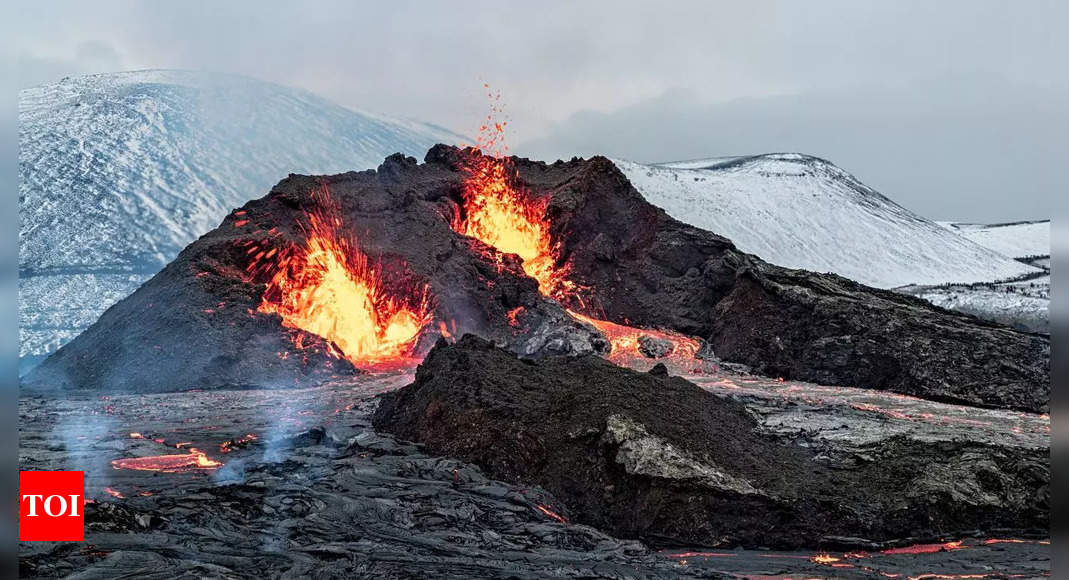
[256,183,434,370]
[452,89,564,297]
[455,148,558,294]
[452,86,705,369]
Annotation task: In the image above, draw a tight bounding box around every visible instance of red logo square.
[20,471,85,541]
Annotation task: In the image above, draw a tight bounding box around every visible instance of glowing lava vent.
[257,184,433,369]
[453,87,707,372]
[452,87,565,298]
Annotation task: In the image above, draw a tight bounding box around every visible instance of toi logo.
[20,471,85,541]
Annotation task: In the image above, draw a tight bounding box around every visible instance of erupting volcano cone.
[23,143,1048,412]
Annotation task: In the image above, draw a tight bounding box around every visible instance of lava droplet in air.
[256,183,433,370]
[453,86,706,371]
[452,86,567,298]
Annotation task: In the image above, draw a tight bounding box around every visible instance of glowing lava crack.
[111,448,223,473]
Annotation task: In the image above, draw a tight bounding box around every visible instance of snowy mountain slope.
[614,154,1040,289]
[904,221,1051,334]
[938,220,1050,259]
[902,281,1049,334]
[19,70,464,372]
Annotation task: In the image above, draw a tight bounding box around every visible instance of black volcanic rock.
[373,336,1049,549]
[548,157,1050,411]
[26,145,1049,411]
[429,145,1049,412]
[22,152,604,393]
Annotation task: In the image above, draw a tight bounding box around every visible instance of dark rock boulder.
[637,335,674,359]
[373,336,1048,549]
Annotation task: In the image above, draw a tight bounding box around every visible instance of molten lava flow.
[111,448,223,473]
[663,552,737,559]
[882,540,965,555]
[567,310,704,370]
[257,184,433,370]
[812,552,841,564]
[534,504,568,523]
[219,433,258,454]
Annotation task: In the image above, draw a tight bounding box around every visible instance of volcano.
[23,145,1049,413]
[18,70,466,373]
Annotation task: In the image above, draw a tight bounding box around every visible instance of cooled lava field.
[19,363,1049,578]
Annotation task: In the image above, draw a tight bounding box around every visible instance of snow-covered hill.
[19,70,464,373]
[939,220,1050,259]
[902,279,1049,334]
[904,221,1051,334]
[614,154,1040,289]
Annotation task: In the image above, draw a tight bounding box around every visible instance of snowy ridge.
[19,70,464,369]
[614,153,1040,289]
[905,222,1051,334]
[939,220,1050,259]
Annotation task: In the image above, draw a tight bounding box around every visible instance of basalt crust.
[373,336,1049,549]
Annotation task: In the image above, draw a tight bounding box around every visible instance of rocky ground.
[375,337,1048,549]
[19,362,1049,579]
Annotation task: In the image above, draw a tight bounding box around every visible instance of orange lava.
[453,88,564,297]
[812,552,841,564]
[535,504,568,523]
[111,448,223,473]
[104,487,124,499]
[220,433,258,454]
[454,86,709,371]
[982,538,1047,545]
[568,309,702,366]
[507,306,524,328]
[256,184,433,370]
[663,551,737,558]
[882,540,965,555]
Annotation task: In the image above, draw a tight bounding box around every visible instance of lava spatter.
[255,183,434,370]
[452,87,564,298]
[451,87,704,369]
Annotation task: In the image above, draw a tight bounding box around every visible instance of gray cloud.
[7,0,1066,221]
[519,73,1067,222]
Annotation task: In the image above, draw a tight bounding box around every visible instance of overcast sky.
[5,0,1066,221]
